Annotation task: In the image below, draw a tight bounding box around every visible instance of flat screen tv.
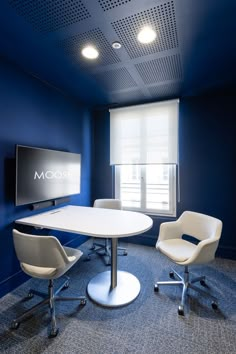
[15,145,81,206]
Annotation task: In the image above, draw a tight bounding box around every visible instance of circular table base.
[87,270,140,307]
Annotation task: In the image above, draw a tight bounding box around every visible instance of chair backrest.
[93,199,122,210]
[179,211,222,242]
[13,229,69,268]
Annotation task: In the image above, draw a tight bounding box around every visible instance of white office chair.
[87,199,127,265]
[154,211,223,316]
[11,229,86,338]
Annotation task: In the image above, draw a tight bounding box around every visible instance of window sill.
[122,207,176,218]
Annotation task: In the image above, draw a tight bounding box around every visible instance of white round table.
[15,205,153,307]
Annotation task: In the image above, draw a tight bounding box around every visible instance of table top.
[15,205,153,238]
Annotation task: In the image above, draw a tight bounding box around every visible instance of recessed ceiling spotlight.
[81,45,99,59]
[112,41,122,49]
[137,26,157,44]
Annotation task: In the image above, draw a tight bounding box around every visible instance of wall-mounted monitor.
[15,145,81,206]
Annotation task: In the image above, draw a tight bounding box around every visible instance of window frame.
[114,164,176,217]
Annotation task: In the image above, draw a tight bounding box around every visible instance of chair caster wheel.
[169,271,175,279]
[27,292,34,299]
[84,256,91,262]
[211,301,218,310]
[49,328,59,338]
[154,284,159,292]
[63,281,69,289]
[200,280,206,287]
[178,306,184,316]
[123,252,128,256]
[11,320,20,330]
[80,298,86,306]
[90,245,95,250]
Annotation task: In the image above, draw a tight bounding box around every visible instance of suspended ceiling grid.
[0,0,235,106]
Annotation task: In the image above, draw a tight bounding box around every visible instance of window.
[110,100,179,217]
[115,165,176,216]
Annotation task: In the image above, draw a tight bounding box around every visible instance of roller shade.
[110,99,179,165]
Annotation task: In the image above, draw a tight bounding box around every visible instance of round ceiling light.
[137,26,157,44]
[81,45,99,59]
[112,41,122,49]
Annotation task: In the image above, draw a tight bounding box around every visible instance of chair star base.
[154,266,218,316]
[10,276,86,338]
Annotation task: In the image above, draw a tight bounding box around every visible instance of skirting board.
[122,234,236,260]
[216,246,236,260]
[122,234,156,247]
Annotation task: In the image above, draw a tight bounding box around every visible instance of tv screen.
[15,145,81,206]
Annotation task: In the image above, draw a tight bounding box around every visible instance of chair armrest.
[63,246,83,263]
[181,238,219,265]
[156,220,182,248]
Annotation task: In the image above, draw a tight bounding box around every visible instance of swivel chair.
[87,199,127,265]
[154,211,222,316]
[11,229,86,337]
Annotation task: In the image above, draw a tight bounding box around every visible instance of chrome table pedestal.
[87,238,140,307]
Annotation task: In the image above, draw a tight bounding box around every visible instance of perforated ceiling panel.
[8,0,91,33]
[58,28,121,66]
[98,0,132,12]
[111,1,178,59]
[135,54,182,84]
[148,82,181,98]
[1,0,233,106]
[94,68,137,92]
[111,88,144,103]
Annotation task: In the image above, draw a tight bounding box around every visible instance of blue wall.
[92,95,235,259]
[0,58,93,297]
[0,55,234,299]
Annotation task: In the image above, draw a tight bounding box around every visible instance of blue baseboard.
[216,246,236,260]
[0,235,89,299]
[123,234,236,260]
[122,234,156,247]
[64,235,89,248]
[0,271,29,299]
[1,235,234,299]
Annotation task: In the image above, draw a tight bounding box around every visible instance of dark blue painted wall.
[92,109,113,199]
[92,95,235,259]
[178,95,234,258]
[0,58,93,297]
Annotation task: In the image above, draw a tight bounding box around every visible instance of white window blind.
[110,99,179,165]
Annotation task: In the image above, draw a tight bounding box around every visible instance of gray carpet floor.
[0,241,236,354]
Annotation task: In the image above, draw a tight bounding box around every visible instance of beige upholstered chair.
[87,199,127,265]
[11,229,86,337]
[154,211,223,316]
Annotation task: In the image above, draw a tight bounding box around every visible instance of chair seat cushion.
[21,263,57,278]
[158,238,197,263]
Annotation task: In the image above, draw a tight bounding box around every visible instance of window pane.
[146,165,170,211]
[120,165,141,208]
[115,164,175,216]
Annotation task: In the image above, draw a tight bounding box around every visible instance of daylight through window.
[110,100,179,216]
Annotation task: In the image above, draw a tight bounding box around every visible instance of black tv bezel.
[15,144,81,207]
